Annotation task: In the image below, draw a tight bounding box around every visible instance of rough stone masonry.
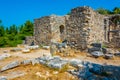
[25,6,120,50]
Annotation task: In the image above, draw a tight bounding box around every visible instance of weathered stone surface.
[69,59,82,67]
[68,62,120,80]
[90,43,102,48]
[104,53,114,59]
[25,6,120,50]
[10,48,22,52]
[21,59,32,65]
[31,59,39,65]
[47,59,67,69]
[0,54,11,61]
[0,76,7,80]
[1,61,20,72]
[88,47,102,53]
[91,51,104,57]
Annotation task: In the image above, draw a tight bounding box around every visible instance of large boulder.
[1,61,20,72]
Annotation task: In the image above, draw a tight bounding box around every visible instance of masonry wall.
[25,36,35,45]
[34,16,51,45]
[50,15,66,42]
[66,6,105,49]
[87,8,105,44]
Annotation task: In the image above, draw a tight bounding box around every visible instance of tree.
[0,26,5,37]
[9,25,18,34]
[96,8,111,15]
[20,20,33,35]
[113,7,120,14]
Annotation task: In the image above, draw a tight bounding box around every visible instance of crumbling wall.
[33,15,67,45]
[87,8,105,44]
[50,15,67,42]
[25,36,35,45]
[34,16,51,45]
[66,6,105,49]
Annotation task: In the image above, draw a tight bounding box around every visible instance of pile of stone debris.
[0,55,120,80]
[88,43,120,59]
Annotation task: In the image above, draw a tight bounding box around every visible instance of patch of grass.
[59,64,69,73]
[102,44,108,48]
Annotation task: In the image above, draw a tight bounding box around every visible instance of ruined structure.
[25,6,120,49]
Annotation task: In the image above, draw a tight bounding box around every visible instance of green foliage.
[96,8,111,15]
[0,20,33,47]
[113,7,120,14]
[96,7,120,15]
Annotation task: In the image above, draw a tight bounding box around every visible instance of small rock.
[0,54,11,61]
[53,71,58,74]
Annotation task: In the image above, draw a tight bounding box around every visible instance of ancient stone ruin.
[25,6,120,50]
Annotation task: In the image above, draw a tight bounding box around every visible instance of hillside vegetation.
[0,20,33,47]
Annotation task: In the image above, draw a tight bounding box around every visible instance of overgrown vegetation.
[96,7,120,15]
[0,20,33,47]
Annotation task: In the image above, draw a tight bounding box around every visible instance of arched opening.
[59,25,64,34]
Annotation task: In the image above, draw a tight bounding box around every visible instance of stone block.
[1,61,20,72]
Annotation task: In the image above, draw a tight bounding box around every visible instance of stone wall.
[66,6,105,49]
[25,36,35,45]
[33,15,67,45]
[50,15,67,42]
[87,8,105,44]
[25,6,120,49]
[34,16,51,45]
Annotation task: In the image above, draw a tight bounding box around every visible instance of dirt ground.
[0,47,120,80]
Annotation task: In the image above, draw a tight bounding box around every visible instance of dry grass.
[10,64,78,80]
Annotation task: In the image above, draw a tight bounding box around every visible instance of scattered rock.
[0,54,11,61]
[0,76,7,80]
[21,59,32,65]
[3,50,9,53]
[31,59,39,65]
[22,48,30,53]
[47,59,68,69]
[69,59,82,67]
[104,53,114,59]
[10,48,21,52]
[114,52,120,57]
[25,45,39,50]
[53,71,59,74]
[91,51,104,58]
[1,61,20,72]
[43,46,50,50]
